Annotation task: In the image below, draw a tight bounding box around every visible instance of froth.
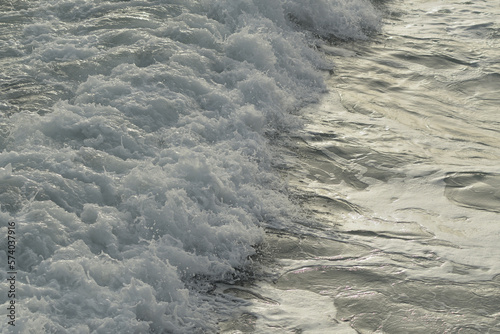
[0,0,380,332]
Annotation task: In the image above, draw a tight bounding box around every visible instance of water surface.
[223,0,500,332]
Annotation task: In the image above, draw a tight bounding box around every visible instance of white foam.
[284,0,381,40]
[0,0,380,332]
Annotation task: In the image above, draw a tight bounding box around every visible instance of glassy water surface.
[222,0,500,332]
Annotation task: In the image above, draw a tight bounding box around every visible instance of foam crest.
[284,0,381,40]
[0,0,380,331]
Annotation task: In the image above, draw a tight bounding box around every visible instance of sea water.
[222,0,500,333]
[0,0,377,332]
[0,0,498,333]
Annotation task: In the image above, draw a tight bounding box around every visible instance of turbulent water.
[0,0,499,333]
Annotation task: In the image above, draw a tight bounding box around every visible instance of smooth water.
[0,0,498,333]
[221,0,500,333]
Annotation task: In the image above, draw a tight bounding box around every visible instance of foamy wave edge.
[0,0,380,332]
